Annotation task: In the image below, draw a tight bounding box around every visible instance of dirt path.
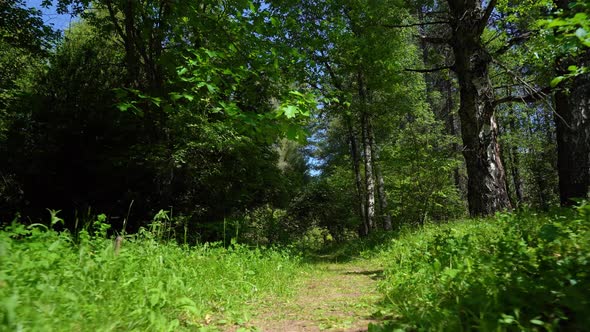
[235,259,384,332]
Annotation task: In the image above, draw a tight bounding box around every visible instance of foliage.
[0,213,302,331]
[380,106,466,224]
[0,0,59,54]
[540,0,590,85]
[497,102,559,209]
[371,204,590,331]
[234,205,290,246]
[0,3,313,233]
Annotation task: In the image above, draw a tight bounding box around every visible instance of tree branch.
[104,0,126,42]
[424,11,449,16]
[405,65,454,73]
[381,21,450,28]
[419,35,450,44]
[480,0,498,30]
[493,31,535,56]
[494,87,551,106]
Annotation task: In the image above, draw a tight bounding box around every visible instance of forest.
[1,0,589,331]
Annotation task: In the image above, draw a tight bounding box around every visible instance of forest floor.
[230,257,384,332]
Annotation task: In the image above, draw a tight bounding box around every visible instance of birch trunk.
[362,111,376,231]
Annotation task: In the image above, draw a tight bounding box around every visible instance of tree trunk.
[552,0,590,205]
[362,111,376,231]
[554,71,590,205]
[447,0,512,216]
[507,119,524,205]
[369,125,393,231]
[347,118,368,236]
[510,144,524,205]
[444,78,468,198]
[357,68,376,232]
[122,0,140,88]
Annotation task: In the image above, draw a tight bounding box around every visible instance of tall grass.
[0,215,302,331]
[370,204,590,331]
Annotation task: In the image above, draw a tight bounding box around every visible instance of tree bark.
[447,0,512,216]
[444,78,468,198]
[510,143,524,205]
[554,70,590,205]
[122,0,140,88]
[347,118,368,236]
[362,111,376,231]
[356,68,376,232]
[552,0,590,205]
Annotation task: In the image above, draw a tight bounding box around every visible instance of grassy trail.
[235,258,383,332]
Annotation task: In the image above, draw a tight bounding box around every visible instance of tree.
[408,0,559,215]
[1,1,315,239]
[0,0,58,220]
[445,0,512,215]
[550,0,590,205]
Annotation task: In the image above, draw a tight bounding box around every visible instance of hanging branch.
[493,86,551,105]
[492,58,572,130]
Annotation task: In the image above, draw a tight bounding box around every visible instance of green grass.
[369,204,590,331]
[3,204,589,331]
[0,219,302,331]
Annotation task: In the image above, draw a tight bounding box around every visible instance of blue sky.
[26,0,75,31]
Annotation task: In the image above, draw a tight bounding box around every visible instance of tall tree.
[551,0,590,205]
[446,0,512,215]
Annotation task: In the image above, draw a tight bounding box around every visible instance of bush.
[234,205,292,246]
[373,203,590,331]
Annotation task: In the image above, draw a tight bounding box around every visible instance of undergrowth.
[0,213,302,331]
[370,203,590,331]
[3,204,589,331]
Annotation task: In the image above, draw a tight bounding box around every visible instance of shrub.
[373,203,590,331]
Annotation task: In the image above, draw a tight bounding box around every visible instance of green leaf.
[286,125,298,140]
[530,319,544,325]
[205,84,217,94]
[575,28,587,40]
[283,105,298,119]
[550,76,566,87]
[170,92,182,101]
[270,17,279,27]
[117,102,134,112]
[150,97,161,107]
[289,90,305,97]
[204,49,218,58]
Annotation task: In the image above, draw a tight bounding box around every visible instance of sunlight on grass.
[0,220,302,331]
[370,204,590,331]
